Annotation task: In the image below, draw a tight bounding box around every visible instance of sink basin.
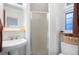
[2,39,27,51]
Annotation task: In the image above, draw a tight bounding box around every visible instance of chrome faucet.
[9,37,13,40]
[15,35,19,39]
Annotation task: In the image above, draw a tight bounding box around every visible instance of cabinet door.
[0,3,3,52]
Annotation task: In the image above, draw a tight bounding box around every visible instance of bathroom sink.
[2,39,27,51]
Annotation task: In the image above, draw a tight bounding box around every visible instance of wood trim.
[3,9,5,27]
[0,19,3,52]
[73,3,79,34]
[0,32,2,52]
[64,35,79,45]
[64,33,79,37]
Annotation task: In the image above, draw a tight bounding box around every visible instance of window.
[65,12,73,32]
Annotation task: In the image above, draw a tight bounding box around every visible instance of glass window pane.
[65,12,73,32]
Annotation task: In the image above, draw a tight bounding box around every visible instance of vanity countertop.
[2,27,27,32]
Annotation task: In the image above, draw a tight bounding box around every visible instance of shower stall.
[30,3,48,55]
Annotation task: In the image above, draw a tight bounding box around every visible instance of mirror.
[6,17,18,28]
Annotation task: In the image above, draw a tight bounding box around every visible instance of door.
[31,13,48,55]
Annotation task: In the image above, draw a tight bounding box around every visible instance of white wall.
[3,31,25,41]
[23,3,31,55]
[30,3,48,12]
[48,3,65,55]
